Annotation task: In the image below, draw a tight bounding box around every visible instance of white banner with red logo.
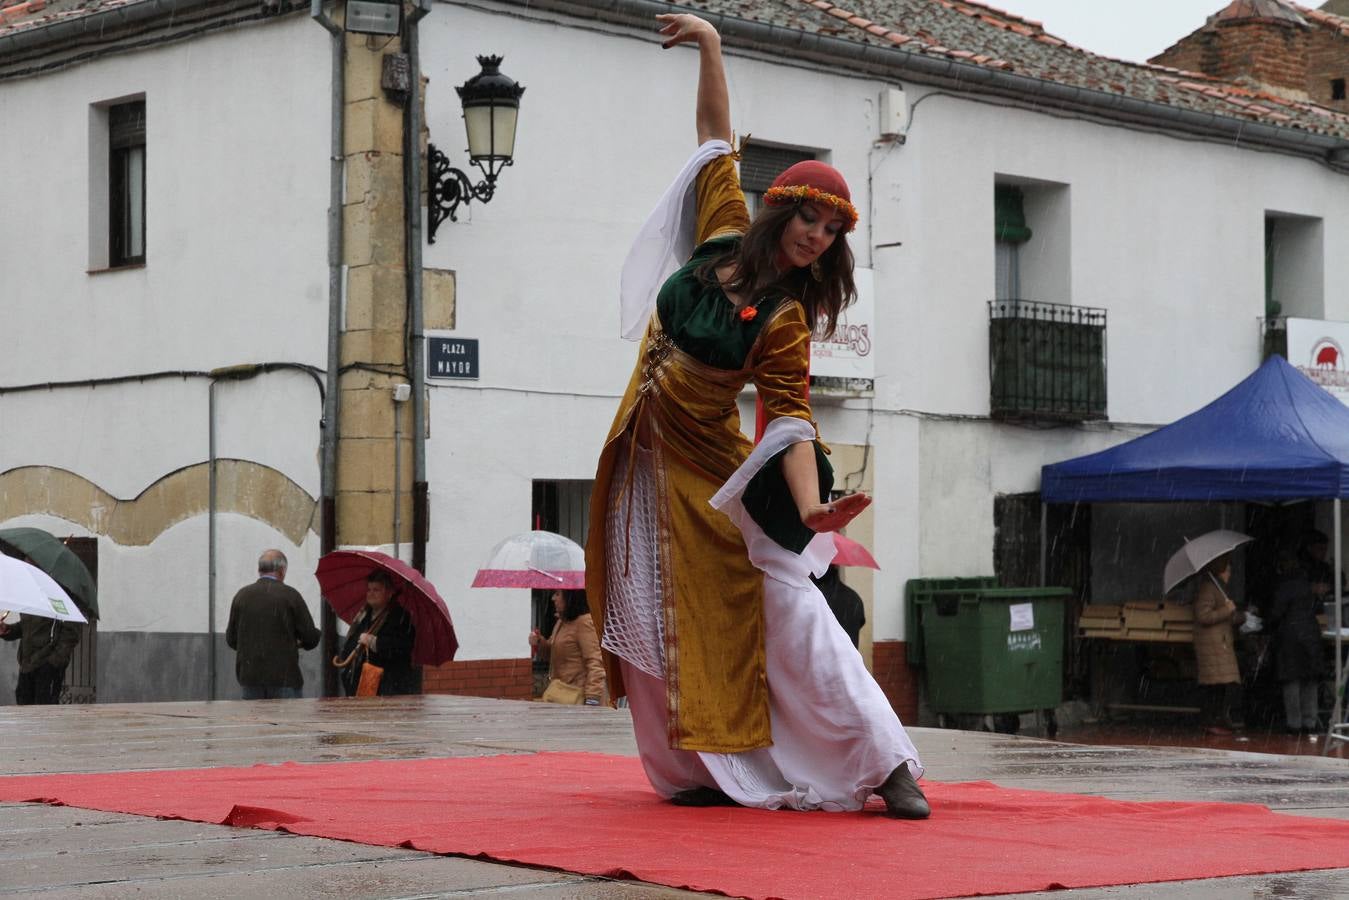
[810,267,874,379]
[1286,317,1349,405]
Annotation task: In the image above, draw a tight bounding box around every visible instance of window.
[989,179,1099,421]
[1264,211,1325,321]
[1333,78,1346,102]
[109,100,145,267]
[739,143,815,217]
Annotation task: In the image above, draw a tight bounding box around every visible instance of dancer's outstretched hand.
[657,13,718,49]
[801,491,872,533]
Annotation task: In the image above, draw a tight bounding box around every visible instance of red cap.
[763,161,858,232]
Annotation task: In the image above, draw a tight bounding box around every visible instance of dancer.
[584,12,927,818]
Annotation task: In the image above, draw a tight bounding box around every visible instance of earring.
[810,259,823,282]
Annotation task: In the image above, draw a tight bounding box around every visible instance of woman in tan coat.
[530,590,606,705]
[1193,554,1244,735]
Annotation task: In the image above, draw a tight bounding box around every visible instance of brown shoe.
[876,764,931,819]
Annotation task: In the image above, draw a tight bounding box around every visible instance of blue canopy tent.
[1040,355,1349,723]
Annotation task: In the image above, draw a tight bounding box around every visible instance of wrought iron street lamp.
[427,55,525,243]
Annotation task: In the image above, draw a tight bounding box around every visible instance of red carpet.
[5,752,1349,899]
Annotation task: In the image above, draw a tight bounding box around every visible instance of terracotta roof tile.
[0,0,143,38]
[735,0,1349,140]
[5,0,1349,144]
[1294,3,1349,37]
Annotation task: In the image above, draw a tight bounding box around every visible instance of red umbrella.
[832,534,880,569]
[316,551,458,667]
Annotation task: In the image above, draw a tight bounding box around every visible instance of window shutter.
[110,101,146,150]
[740,145,815,193]
[995,185,1032,243]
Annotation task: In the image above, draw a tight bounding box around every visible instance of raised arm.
[658,14,731,145]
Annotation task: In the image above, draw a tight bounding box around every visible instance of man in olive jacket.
[0,613,81,705]
[225,549,321,699]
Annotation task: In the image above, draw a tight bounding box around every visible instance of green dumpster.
[910,585,1070,716]
[903,576,998,668]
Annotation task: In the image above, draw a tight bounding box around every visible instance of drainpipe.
[206,363,265,701]
[208,378,218,700]
[393,384,411,557]
[405,0,433,574]
[313,0,344,697]
[1336,498,1343,726]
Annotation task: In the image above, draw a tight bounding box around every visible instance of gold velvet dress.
[585,154,817,753]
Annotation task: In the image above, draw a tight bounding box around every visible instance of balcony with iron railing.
[989,299,1107,423]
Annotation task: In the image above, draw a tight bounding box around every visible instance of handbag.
[355,660,385,697]
[541,678,585,705]
[332,607,390,697]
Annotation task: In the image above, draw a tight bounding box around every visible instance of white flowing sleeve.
[710,417,836,586]
[618,139,733,340]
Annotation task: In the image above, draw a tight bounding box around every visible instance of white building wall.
[419,2,889,659]
[421,1,1349,650]
[0,19,331,382]
[0,15,332,701]
[5,1,1349,700]
[872,86,1349,617]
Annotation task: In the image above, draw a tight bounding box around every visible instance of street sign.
[427,336,479,380]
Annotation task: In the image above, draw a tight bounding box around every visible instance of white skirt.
[622,569,922,811]
[615,417,923,811]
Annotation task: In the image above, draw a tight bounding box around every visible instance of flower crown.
[763,185,859,233]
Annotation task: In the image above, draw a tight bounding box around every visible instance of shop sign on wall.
[810,268,874,379]
[1286,318,1349,405]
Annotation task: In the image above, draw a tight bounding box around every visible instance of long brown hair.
[696,202,857,339]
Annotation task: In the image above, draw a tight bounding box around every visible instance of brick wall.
[422,657,533,700]
[1152,17,1349,106]
[1308,28,1349,112]
[871,640,920,725]
[1150,39,1205,74]
[1225,21,1310,94]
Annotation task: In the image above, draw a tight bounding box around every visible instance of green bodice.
[656,236,785,370]
[652,235,834,556]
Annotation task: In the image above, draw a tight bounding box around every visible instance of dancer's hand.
[801,492,872,533]
[657,13,718,49]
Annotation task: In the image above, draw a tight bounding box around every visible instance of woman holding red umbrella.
[334,571,420,696]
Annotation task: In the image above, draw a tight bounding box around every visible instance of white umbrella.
[0,554,88,623]
[1163,530,1254,594]
[471,530,585,590]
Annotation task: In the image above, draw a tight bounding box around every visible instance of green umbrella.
[0,528,98,621]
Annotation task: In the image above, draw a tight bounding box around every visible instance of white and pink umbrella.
[471,530,585,590]
[832,534,880,570]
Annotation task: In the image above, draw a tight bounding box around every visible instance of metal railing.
[989,299,1107,422]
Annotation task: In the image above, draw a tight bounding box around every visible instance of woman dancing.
[584,12,928,819]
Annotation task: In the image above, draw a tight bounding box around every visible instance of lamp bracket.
[427,143,499,243]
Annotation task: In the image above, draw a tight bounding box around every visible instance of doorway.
[530,480,594,691]
[61,537,98,704]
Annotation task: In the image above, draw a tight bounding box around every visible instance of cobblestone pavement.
[3,696,1348,898]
